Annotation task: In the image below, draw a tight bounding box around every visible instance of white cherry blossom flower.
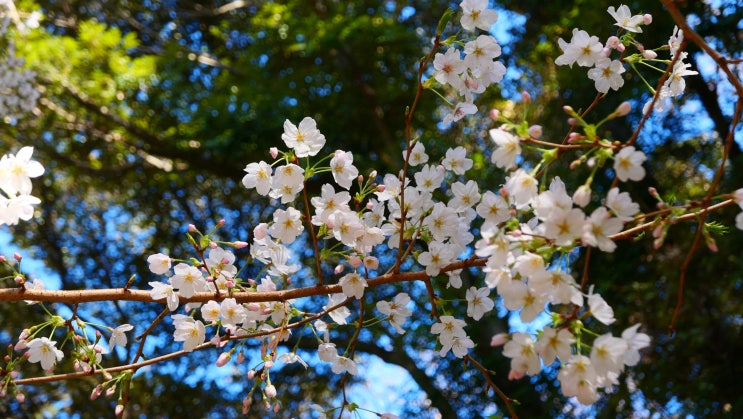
[489,128,521,169]
[270,207,304,244]
[281,117,326,158]
[26,337,64,371]
[147,253,171,275]
[555,28,604,68]
[406,141,428,166]
[465,286,494,320]
[587,58,625,93]
[150,281,179,311]
[606,187,640,221]
[613,146,646,182]
[0,146,45,196]
[171,263,206,298]
[109,324,134,349]
[172,316,205,352]
[339,272,367,299]
[607,5,645,33]
[460,0,498,31]
[330,150,358,190]
[442,146,473,175]
[242,161,272,196]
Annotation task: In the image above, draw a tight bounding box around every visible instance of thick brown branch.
[0,258,487,304]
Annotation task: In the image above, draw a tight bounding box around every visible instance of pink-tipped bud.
[0,255,5,262]
[489,109,500,120]
[216,352,231,367]
[357,175,364,183]
[264,384,277,398]
[586,157,596,168]
[106,386,116,398]
[4,355,10,362]
[206,276,214,283]
[616,43,625,52]
[14,276,23,284]
[209,242,218,249]
[567,117,577,126]
[573,185,592,207]
[706,236,718,253]
[490,333,508,347]
[10,370,18,378]
[264,360,274,369]
[369,170,377,179]
[218,219,226,227]
[242,397,252,414]
[334,264,344,274]
[568,132,580,143]
[247,369,256,380]
[606,36,620,50]
[508,369,526,381]
[91,385,103,400]
[648,187,659,199]
[511,229,522,237]
[269,147,279,159]
[642,50,657,60]
[247,302,261,311]
[225,279,235,288]
[615,101,632,117]
[563,105,574,114]
[233,241,248,249]
[274,403,280,413]
[376,185,386,192]
[253,223,269,240]
[16,392,25,403]
[521,91,532,104]
[115,404,125,417]
[188,224,197,232]
[13,253,22,262]
[527,125,542,139]
[237,351,245,364]
[348,256,362,269]
[643,14,652,25]
[569,160,582,170]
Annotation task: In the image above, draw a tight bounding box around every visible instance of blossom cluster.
[555,3,698,113]
[0,146,44,226]
[433,0,506,124]
[0,2,40,122]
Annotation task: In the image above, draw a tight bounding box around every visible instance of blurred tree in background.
[1,0,742,417]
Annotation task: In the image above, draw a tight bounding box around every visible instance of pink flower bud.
[106,386,116,397]
[16,392,25,403]
[521,91,532,103]
[642,50,657,60]
[643,14,652,25]
[91,386,103,400]
[247,369,256,380]
[188,224,197,232]
[0,255,5,262]
[489,109,500,120]
[14,276,23,284]
[237,351,245,364]
[216,352,231,367]
[527,125,542,139]
[586,157,596,168]
[209,242,218,249]
[376,185,386,192]
[567,117,577,126]
[233,241,248,249]
[615,101,632,117]
[563,105,574,114]
[10,371,18,379]
[253,223,269,240]
[115,404,125,417]
[218,219,226,226]
[264,384,277,398]
[357,174,364,183]
[264,360,274,369]
[14,253,22,262]
[225,279,235,288]
[508,369,525,381]
[334,264,344,275]
[269,147,279,159]
[242,396,252,414]
[369,170,377,179]
[573,185,592,207]
[490,333,508,347]
[606,36,620,49]
[348,256,362,269]
[569,160,581,170]
[247,302,261,311]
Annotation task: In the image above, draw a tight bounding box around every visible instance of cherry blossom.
[26,337,64,371]
[613,146,647,182]
[459,0,498,31]
[281,117,326,158]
